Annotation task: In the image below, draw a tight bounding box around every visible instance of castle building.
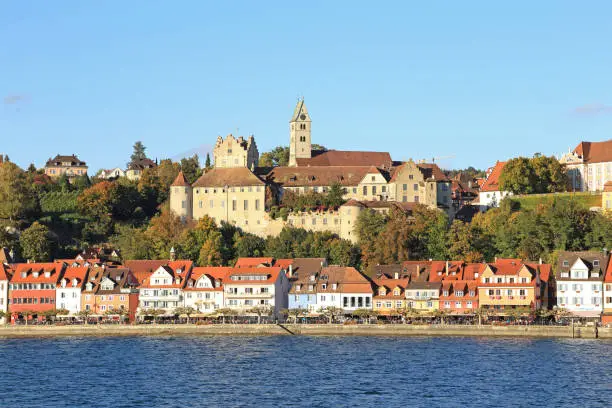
[170,99,452,241]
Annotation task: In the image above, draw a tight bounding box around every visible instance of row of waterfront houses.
[1,251,612,324]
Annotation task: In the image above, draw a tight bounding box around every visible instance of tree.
[0,161,38,221]
[180,155,202,184]
[141,308,165,323]
[233,233,266,259]
[216,308,238,324]
[352,309,379,324]
[20,310,34,325]
[20,222,53,262]
[474,307,489,326]
[248,305,272,324]
[174,306,196,323]
[499,157,537,194]
[77,309,94,324]
[327,182,345,207]
[198,233,224,266]
[318,306,343,324]
[259,146,290,167]
[131,141,147,162]
[285,307,308,323]
[205,153,212,170]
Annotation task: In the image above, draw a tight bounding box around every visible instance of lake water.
[0,336,611,407]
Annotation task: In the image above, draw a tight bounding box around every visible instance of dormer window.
[393,288,400,296]
[309,285,314,291]
[33,272,39,278]
[443,290,449,296]
[176,278,181,284]
[296,284,301,291]
[72,278,78,287]
[563,260,569,267]
[593,260,600,267]
[21,272,27,278]
[44,271,51,278]
[86,283,93,290]
[379,288,386,295]
[188,281,194,287]
[61,279,67,288]
[177,268,183,274]
[322,283,327,290]
[475,273,479,278]
[332,283,337,290]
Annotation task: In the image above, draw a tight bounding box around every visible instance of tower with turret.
[289,98,312,167]
[169,171,192,221]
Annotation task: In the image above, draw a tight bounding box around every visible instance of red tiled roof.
[171,171,191,187]
[192,167,264,187]
[295,150,392,168]
[573,140,612,164]
[266,166,373,187]
[605,256,612,283]
[235,257,275,268]
[416,163,449,181]
[123,260,169,274]
[226,267,283,284]
[11,263,64,283]
[190,266,231,281]
[60,266,89,281]
[480,161,507,192]
[0,263,11,281]
[274,259,294,269]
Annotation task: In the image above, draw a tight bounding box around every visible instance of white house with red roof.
[0,263,11,323]
[316,266,374,312]
[56,266,90,315]
[477,161,511,209]
[224,266,289,319]
[183,267,229,313]
[137,260,193,315]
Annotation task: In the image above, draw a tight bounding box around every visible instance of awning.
[569,311,601,318]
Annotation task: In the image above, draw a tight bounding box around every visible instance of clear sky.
[1,1,612,172]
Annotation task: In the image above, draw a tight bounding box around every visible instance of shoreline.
[1,324,610,339]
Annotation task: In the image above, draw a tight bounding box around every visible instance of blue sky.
[1,1,612,172]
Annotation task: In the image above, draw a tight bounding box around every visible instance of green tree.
[205,153,212,169]
[180,154,202,184]
[20,222,53,262]
[198,233,224,266]
[0,161,38,221]
[259,146,290,167]
[327,182,345,207]
[499,157,537,194]
[233,233,266,259]
[131,141,147,162]
[77,309,93,325]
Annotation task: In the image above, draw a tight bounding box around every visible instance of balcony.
[225,291,274,298]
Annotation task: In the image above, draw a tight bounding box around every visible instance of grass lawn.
[512,192,602,211]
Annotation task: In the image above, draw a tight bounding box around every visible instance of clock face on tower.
[300,114,306,120]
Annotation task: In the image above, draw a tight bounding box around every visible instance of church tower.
[289,98,312,167]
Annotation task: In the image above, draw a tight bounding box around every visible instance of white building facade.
[556,254,605,319]
[224,268,289,319]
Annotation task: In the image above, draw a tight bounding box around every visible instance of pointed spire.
[290,97,311,122]
[171,171,190,187]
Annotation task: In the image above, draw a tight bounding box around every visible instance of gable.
[481,266,495,278]
[196,275,214,288]
[570,258,589,271]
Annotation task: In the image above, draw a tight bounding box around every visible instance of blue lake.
[0,336,611,407]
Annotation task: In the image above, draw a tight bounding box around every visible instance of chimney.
[394,272,399,280]
[539,258,543,265]
[288,264,293,277]
[446,260,449,276]
[416,264,420,277]
[494,257,497,263]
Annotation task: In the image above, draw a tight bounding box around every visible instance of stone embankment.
[1,324,611,339]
